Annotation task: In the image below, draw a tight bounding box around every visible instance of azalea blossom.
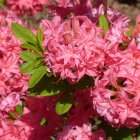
[42,16,105,83]
[6,0,50,16]
[57,123,106,140]
[91,39,140,128]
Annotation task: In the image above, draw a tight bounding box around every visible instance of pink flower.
[42,16,105,83]
[6,0,49,16]
[0,118,33,140]
[0,10,21,26]
[0,12,29,114]
[91,39,140,128]
[57,123,106,140]
[0,92,22,112]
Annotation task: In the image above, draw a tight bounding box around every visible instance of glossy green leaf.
[20,51,38,62]
[40,86,61,96]
[99,15,109,33]
[36,27,44,52]
[16,104,23,115]
[55,91,73,115]
[21,60,42,74]
[11,23,36,44]
[29,65,46,88]
[21,43,40,51]
[28,75,66,96]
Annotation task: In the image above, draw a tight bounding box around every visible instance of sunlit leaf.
[29,65,46,88]
[99,15,109,33]
[11,23,36,44]
[55,91,73,115]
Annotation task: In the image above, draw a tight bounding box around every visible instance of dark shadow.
[118,0,138,5]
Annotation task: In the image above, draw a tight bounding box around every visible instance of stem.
[104,0,107,15]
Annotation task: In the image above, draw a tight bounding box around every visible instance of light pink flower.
[0,12,29,114]
[91,39,140,128]
[6,0,49,16]
[42,16,105,83]
[0,92,21,112]
[57,123,106,140]
[0,118,33,140]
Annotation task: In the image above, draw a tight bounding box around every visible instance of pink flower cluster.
[41,2,140,129]
[6,0,49,16]
[42,16,105,83]
[0,10,28,111]
[57,123,106,140]
[2,0,140,139]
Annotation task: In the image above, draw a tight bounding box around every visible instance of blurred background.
[108,0,140,24]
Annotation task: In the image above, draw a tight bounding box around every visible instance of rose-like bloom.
[91,39,140,128]
[42,16,105,83]
[57,123,106,140]
[6,0,49,16]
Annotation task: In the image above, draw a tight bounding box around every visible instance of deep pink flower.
[67,90,97,126]
[21,96,61,140]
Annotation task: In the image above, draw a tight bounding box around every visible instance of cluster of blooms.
[41,1,140,131]
[6,0,50,16]
[2,0,140,139]
[57,124,106,140]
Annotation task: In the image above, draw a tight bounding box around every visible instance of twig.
[104,0,107,15]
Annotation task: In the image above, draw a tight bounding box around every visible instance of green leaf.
[122,136,133,140]
[8,111,17,119]
[40,117,47,126]
[55,91,73,115]
[40,86,61,96]
[21,60,42,74]
[99,15,109,33]
[11,23,36,44]
[125,27,132,37]
[21,43,39,51]
[20,51,38,62]
[28,76,66,97]
[29,65,46,88]
[36,27,44,52]
[15,104,23,115]
[0,0,5,4]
